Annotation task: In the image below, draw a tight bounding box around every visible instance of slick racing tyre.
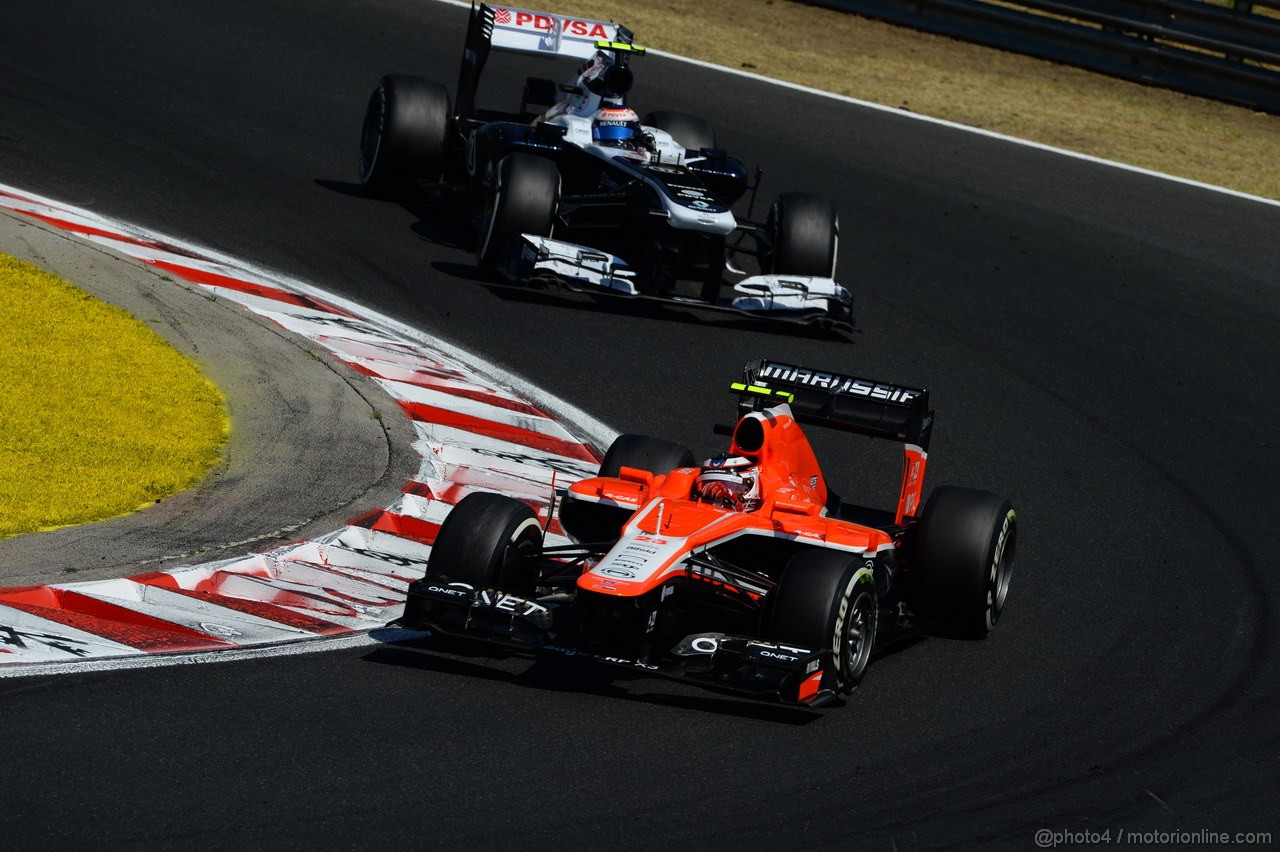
[910,486,1017,639]
[477,152,560,274]
[427,493,542,594]
[359,74,451,197]
[598,434,696,478]
[642,111,716,152]
[767,549,878,695]
[763,192,839,278]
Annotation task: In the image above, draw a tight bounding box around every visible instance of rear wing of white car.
[457,3,627,118]
[487,4,620,59]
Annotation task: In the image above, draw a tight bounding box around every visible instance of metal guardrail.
[809,0,1280,114]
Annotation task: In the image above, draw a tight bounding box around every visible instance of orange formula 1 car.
[397,359,1017,707]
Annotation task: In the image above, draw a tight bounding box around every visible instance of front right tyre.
[766,549,878,695]
[763,192,839,278]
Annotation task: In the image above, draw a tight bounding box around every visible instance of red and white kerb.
[0,183,600,668]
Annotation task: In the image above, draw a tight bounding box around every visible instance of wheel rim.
[840,588,876,691]
[496,520,543,593]
[479,181,503,264]
[987,512,1017,628]
[993,547,1012,614]
[501,531,539,573]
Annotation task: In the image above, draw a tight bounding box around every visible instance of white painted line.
[0,630,425,678]
[426,0,1280,209]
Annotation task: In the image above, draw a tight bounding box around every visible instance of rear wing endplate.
[734,359,933,451]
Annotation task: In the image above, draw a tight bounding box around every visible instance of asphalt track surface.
[2,1,1278,849]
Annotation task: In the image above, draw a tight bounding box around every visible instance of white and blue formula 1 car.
[358,3,853,336]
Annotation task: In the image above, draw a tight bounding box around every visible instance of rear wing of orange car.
[735,359,933,449]
[734,359,934,522]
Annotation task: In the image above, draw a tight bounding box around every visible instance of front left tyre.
[477,152,561,274]
[426,492,542,595]
[359,74,452,197]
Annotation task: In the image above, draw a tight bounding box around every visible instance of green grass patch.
[0,253,228,539]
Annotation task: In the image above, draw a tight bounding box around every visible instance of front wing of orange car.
[397,576,840,707]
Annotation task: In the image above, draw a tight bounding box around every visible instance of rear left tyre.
[560,435,696,544]
[427,492,542,594]
[766,549,878,695]
[359,75,452,197]
[598,433,696,478]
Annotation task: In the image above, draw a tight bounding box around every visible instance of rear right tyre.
[359,74,452,197]
[909,486,1017,638]
[642,110,716,152]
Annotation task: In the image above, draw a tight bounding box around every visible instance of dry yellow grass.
[0,253,228,539]
[556,0,1280,199]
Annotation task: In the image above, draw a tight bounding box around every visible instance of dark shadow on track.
[315,178,475,250]
[362,634,822,725]
[313,178,369,198]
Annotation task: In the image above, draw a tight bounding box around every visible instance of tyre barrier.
[0,183,600,670]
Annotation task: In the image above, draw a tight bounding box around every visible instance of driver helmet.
[695,454,761,511]
[592,106,642,147]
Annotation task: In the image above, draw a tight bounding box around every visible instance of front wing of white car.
[511,234,854,335]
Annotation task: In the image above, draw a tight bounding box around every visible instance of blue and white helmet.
[696,454,761,510]
[592,106,641,146]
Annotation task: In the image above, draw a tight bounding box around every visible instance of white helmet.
[695,455,760,511]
